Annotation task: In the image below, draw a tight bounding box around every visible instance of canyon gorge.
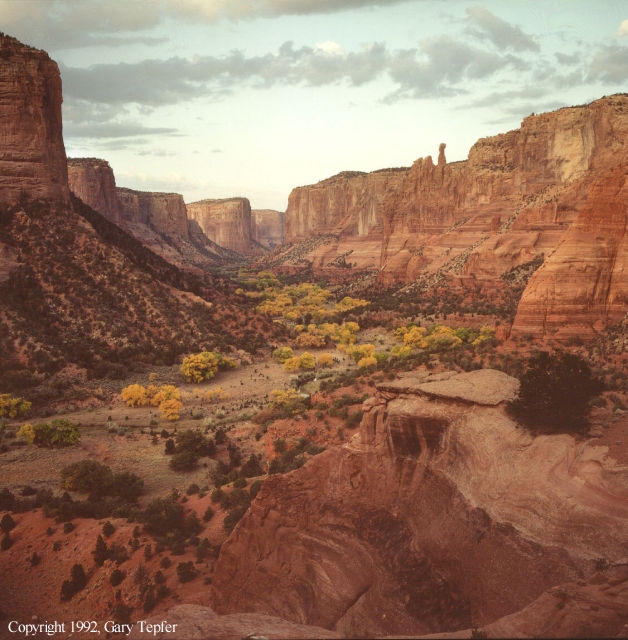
[0,31,627,640]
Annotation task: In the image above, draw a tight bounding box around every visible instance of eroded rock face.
[129,604,341,640]
[67,158,121,224]
[0,33,69,205]
[187,198,262,256]
[279,95,627,339]
[118,187,189,240]
[210,370,628,637]
[252,209,284,249]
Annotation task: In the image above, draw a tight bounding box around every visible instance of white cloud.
[619,19,628,36]
[315,41,346,57]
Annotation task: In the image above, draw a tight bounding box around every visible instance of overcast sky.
[3,0,627,209]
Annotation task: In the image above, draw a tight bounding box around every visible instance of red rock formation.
[187,197,263,256]
[512,165,627,339]
[279,95,627,339]
[252,209,284,249]
[117,187,189,240]
[211,370,628,636]
[285,169,407,242]
[67,158,121,224]
[0,33,69,205]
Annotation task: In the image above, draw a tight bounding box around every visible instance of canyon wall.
[187,198,263,256]
[277,95,627,339]
[117,187,189,241]
[211,370,628,637]
[252,209,284,249]
[0,33,69,205]
[67,158,121,224]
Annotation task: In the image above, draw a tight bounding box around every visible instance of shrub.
[60,563,87,601]
[272,346,294,363]
[180,351,236,383]
[169,450,198,472]
[176,561,197,583]
[61,460,113,496]
[0,514,16,534]
[93,534,109,566]
[110,569,126,586]
[18,419,80,448]
[0,393,31,419]
[508,351,604,434]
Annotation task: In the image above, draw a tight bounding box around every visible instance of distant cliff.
[278,95,627,339]
[67,158,121,224]
[252,209,284,249]
[0,33,69,205]
[187,198,264,256]
[117,187,190,240]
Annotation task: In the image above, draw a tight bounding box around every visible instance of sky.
[2,0,627,210]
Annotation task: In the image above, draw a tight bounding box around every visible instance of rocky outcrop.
[117,187,189,240]
[187,197,263,256]
[129,604,341,640]
[285,169,407,242]
[0,33,69,205]
[67,158,121,224]
[278,95,627,339]
[252,209,284,249]
[511,163,627,339]
[211,370,628,637]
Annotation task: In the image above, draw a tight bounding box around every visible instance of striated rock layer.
[66,158,244,268]
[67,158,121,224]
[0,33,69,205]
[187,197,264,256]
[278,95,627,339]
[252,208,284,249]
[211,370,628,637]
[117,187,190,240]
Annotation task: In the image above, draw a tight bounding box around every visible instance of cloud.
[59,35,529,111]
[172,0,417,22]
[0,0,419,50]
[619,19,628,36]
[587,44,628,83]
[465,6,540,52]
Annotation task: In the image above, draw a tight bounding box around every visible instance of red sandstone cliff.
[0,33,69,205]
[252,209,284,249]
[210,370,628,637]
[117,187,190,241]
[277,95,627,339]
[67,158,122,224]
[187,197,264,256]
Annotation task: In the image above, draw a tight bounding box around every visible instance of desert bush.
[180,351,236,383]
[60,563,87,601]
[18,419,80,448]
[109,568,126,586]
[93,534,109,566]
[508,351,604,435]
[0,393,31,419]
[0,514,15,534]
[176,561,197,583]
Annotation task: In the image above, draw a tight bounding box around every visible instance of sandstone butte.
[278,96,627,340]
[0,33,69,205]
[208,369,628,638]
[186,197,266,257]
